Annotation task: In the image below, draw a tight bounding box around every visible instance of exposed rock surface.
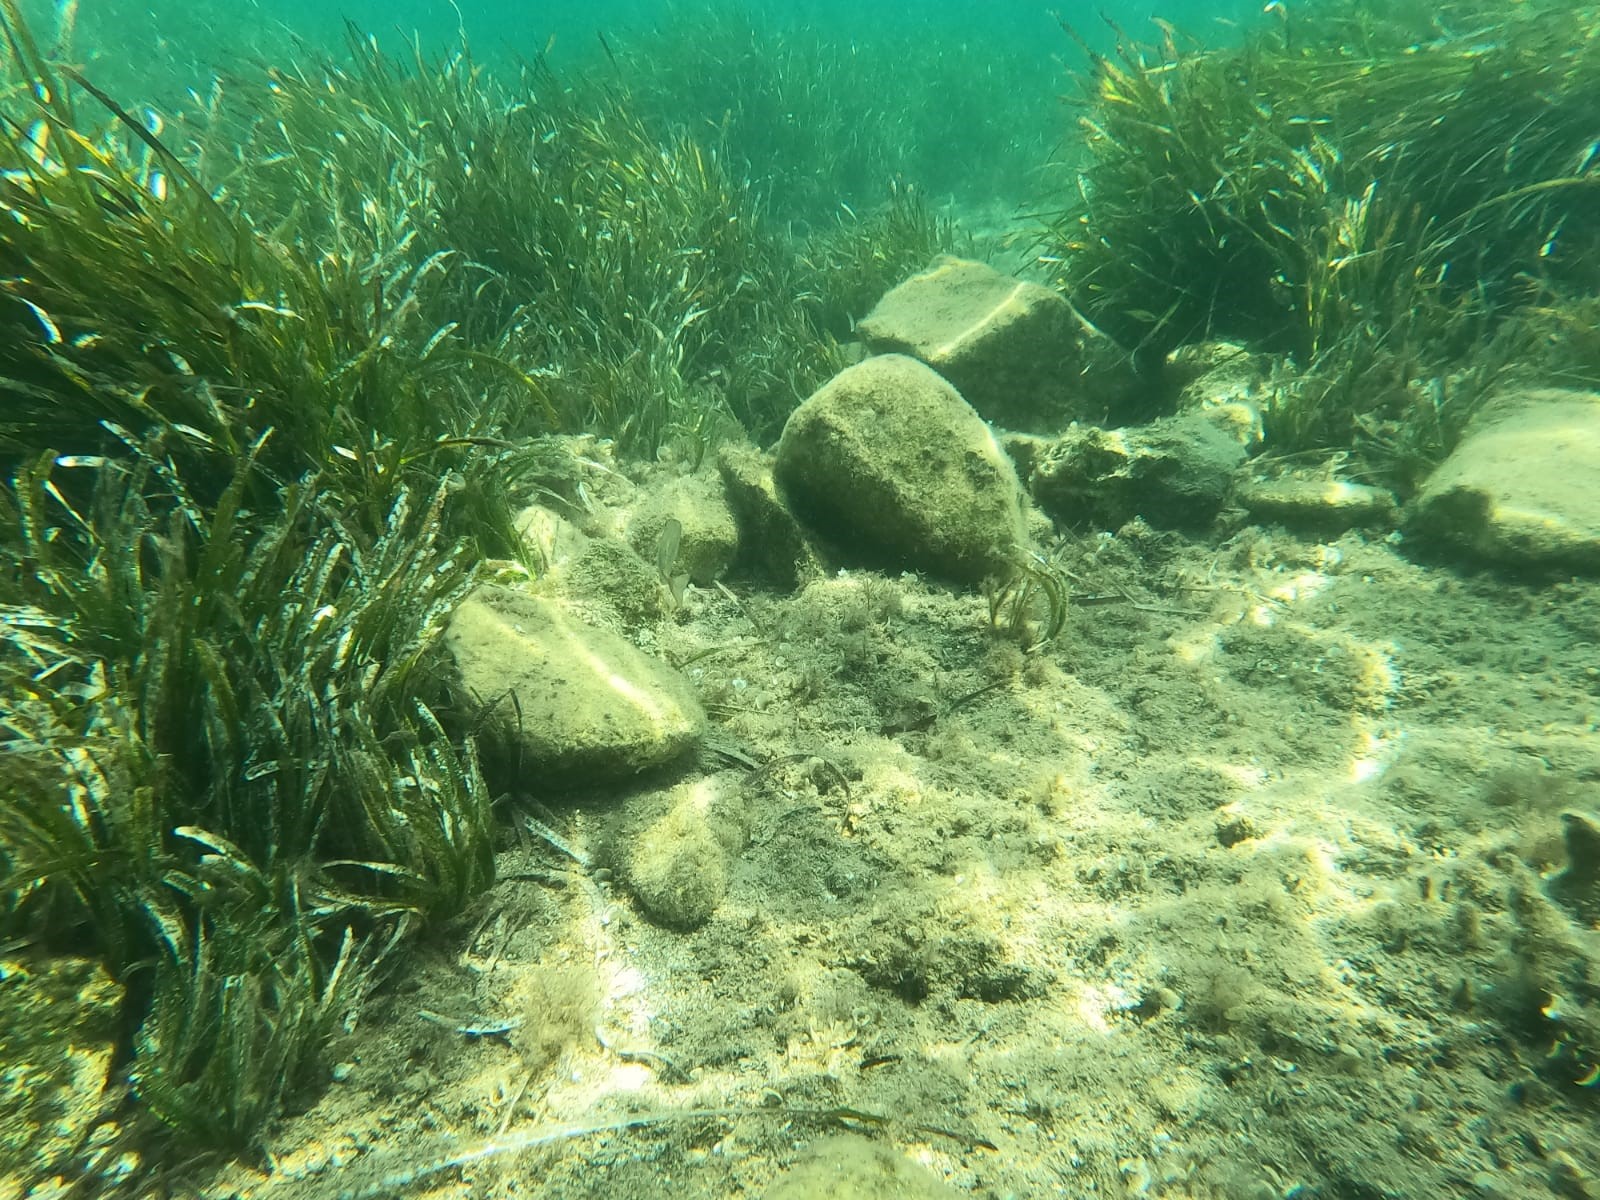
[514,502,589,572]
[0,957,120,1182]
[624,793,729,929]
[774,353,1029,584]
[1167,340,1272,415]
[857,255,1132,431]
[1407,389,1600,571]
[557,538,672,630]
[715,441,823,588]
[1029,410,1248,531]
[444,586,705,785]
[1238,476,1398,533]
[1549,811,1600,925]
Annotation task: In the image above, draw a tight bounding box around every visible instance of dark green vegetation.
[7,0,1599,1181]
[0,0,960,1177]
[1038,0,1600,487]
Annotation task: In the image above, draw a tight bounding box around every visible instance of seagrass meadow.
[1034,0,1600,482]
[0,0,964,1162]
[0,0,1003,1177]
[2,0,1599,1196]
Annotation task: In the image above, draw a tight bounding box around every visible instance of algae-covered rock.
[774,353,1029,584]
[558,537,672,629]
[0,956,122,1187]
[626,473,740,587]
[1549,811,1600,925]
[513,503,589,572]
[1030,409,1247,531]
[763,1134,963,1200]
[1167,340,1272,423]
[626,798,728,929]
[1165,340,1256,390]
[1407,389,1600,572]
[715,440,824,589]
[444,586,705,785]
[857,255,1132,431]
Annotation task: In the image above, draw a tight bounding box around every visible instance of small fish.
[417,1009,522,1038]
[21,299,62,344]
[22,119,51,167]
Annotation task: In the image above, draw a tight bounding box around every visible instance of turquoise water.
[39,0,1260,105]
[6,0,1600,1195]
[65,0,1256,58]
[25,0,1262,223]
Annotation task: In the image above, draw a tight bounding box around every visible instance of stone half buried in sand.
[773,353,1029,585]
[625,472,740,588]
[1549,810,1600,925]
[762,1134,963,1200]
[444,586,706,786]
[715,440,824,589]
[1237,475,1398,534]
[624,783,730,930]
[1407,388,1600,572]
[856,255,1133,432]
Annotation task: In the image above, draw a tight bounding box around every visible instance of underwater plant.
[1,437,494,1151]
[0,0,976,1165]
[1037,0,1600,485]
[0,3,508,1166]
[203,19,942,458]
[608,0,1054,221]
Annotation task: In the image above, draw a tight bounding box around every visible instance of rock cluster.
[441,270,1600,940]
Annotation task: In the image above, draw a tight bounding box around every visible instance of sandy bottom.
[93,516,1600,1198]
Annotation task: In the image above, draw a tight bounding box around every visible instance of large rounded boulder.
[773,354,1028,584]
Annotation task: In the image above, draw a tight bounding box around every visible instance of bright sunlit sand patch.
[1266,571,1332,605]
[1349,729,1406,783]
[1075,982,1138,1035]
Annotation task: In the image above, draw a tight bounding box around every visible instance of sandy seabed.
[185,507,1600,1200]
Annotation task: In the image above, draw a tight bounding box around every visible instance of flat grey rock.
[857,255,1133,431]
[1030,410,1248,531]
[1238,476,1397,533]
[1408,389,1600,571]
[445,586,706,785]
